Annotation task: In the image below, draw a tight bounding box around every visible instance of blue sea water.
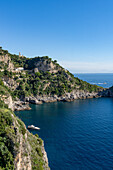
[15,74,113,170]
[75,73,113,88]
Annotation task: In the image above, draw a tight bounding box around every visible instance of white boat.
[27,125,40,130]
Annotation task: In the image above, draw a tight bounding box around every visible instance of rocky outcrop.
[26,57,60,73]
[4,95,14,109]
[13,101,31,111]
[61,90,101,101]
[0,54,14,71]
[26,96,42,105]
[24,90,102,106]
[3,77,18,90]
[2,92,31,111]
[33,59,56,73]
[0,85,14,110]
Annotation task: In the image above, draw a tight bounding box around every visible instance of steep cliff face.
[25,57,60,73]
[3,77,18,90]
[0,108,49,170]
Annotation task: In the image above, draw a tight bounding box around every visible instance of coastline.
[12,88,113,111]
[13,89,103,111]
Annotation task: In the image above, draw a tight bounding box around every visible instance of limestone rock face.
[13,101,31,111]
[0,54,10,63]
[24,90,101,105]
[0,54,14,71]
[34,59,57,73]
[4,95,14,110]
[26,96,43,104]
[26,57,59,73]
[3,77,18,90]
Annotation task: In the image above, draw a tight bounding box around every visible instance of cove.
[15,97,113,169]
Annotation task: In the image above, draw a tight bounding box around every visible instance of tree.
[54,60,57,63]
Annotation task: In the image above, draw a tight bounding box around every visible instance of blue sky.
[0,0,113,73]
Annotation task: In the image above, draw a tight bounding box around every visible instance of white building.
[15,67,24,72]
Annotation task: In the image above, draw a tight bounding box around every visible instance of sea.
[15,73,113,170]
[75,73,113,88]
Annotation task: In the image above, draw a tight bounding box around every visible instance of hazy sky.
[0,0,113,73]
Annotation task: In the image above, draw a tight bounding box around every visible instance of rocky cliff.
[25,57,60,73]
[0,53,14,71]
[0,108,49,170]
[0,84,50,170]
[25,89,101,105]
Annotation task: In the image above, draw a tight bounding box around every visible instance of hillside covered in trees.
[0,47,103,102]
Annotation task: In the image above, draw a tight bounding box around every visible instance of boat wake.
[91,82,107,85]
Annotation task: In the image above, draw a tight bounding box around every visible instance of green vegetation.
[28,133,46,169]
[0,47,8,55]
[0,103,47,169]
[0,47,27,68]
[0,79,13,101]
[0,84,15,170]
[0,108,14,170]
[9,54,27,68]
[0,106,47,169]
[0,47,103,98]
[17,118,26,135]
[9,69,102,99]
